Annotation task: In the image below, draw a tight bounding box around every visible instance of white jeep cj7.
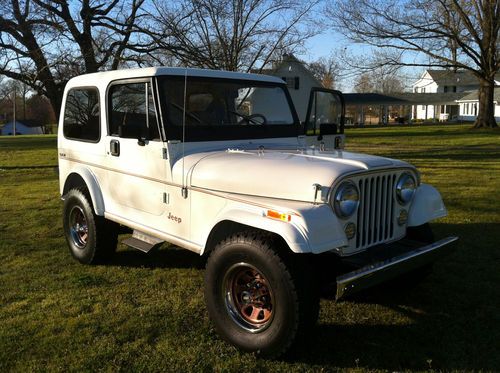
[58,67,457,357]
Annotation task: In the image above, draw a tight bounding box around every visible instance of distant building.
[456,88,500,121]
[258,54,323,121]
[0,119,44,135]
[412,70,500,121]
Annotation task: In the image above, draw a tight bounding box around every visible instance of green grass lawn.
[1,125,499,372]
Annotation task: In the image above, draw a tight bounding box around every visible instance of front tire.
[63,188,118,264]
[204,231,318,358]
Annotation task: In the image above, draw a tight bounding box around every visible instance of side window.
[109,82,160,140]
[63,88,100,141]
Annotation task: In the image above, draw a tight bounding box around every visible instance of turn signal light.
[398,209,408,226]
[344,222,356,240]
[266,210,292,222]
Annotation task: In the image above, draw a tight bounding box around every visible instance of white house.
[412,70,500,121]
[456,88,500,121]
[0,120,44,135]
[258,54,323,121]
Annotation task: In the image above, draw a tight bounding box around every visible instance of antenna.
[181,68,188,199]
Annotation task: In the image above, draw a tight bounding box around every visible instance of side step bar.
[336,236,459,300]
[122,230,164,253]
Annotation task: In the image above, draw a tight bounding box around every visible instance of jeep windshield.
[157,76,301,142]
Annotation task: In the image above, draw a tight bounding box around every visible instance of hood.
[175,148,411,203]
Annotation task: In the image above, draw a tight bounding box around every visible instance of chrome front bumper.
[336,236,459,299]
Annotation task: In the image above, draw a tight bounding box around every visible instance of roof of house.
[456,87,500,102]
[344,92,470,106]
[418,70,500,87]
[252,54,323,87]
[4,119,43,128]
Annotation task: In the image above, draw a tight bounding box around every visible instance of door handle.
[110,139,120,156]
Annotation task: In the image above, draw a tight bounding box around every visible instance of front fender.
[408,183,447,226]
[202,202,347,255]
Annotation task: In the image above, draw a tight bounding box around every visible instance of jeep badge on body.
[58,67,457,358]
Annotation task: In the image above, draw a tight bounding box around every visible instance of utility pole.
[12,86,16,136]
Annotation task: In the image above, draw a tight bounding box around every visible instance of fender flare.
[201,203,347,255]
[408,183,447,227]
[63,166,105,216]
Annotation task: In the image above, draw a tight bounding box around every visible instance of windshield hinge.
[162,148,168,159]
[313,183,322,204]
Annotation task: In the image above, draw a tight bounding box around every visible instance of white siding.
[272,61,322,122]
[457,101,500,121]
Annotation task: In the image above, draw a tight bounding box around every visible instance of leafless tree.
[0,0,150,117]
[308,55,342,89]
[353,74,375,93]
[328,0,500,128]
[26,94,56,129]
[354,69,405,94]
[146,0,321,72]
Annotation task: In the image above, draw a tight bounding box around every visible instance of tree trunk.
[474,79,498,128]
[45,85,64,122]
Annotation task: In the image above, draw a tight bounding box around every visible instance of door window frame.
[106,77,164,141]
[304,87,345,136]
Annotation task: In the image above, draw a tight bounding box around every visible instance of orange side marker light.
[266,210,292,222]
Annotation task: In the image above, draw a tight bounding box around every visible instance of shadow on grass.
[0,165,58,170]
[108,245,206,270]
[287,222,500,370]
[0,135,57,149]
[102,222,498,370]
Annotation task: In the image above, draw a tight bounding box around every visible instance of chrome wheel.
[69,205,88,249]
[223,263,274,332]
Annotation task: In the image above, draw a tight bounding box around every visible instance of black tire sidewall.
[63,189,98,264]
[205,240,299,356]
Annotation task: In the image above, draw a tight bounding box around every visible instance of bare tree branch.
[328,0,500,128]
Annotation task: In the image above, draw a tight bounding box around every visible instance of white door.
[103,80,167,230]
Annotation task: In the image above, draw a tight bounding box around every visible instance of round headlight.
[333,181,359,218]
[396,173,416,205]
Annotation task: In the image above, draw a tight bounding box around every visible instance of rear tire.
[63,188,118,264]
[204,231,318,358]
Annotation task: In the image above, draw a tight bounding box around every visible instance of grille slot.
[356,173,397,250]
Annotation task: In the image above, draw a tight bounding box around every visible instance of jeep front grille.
[355,173,398,250]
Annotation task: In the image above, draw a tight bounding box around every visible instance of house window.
[444,86,457,93]
[282,76,300,90]
[63,87,100,142]
[108,82,160,140]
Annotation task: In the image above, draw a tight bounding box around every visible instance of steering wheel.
[230,111,267,125]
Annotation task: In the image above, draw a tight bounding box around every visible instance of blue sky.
[300,30,426,92]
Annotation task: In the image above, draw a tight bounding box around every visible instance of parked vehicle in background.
[58,67,457,357]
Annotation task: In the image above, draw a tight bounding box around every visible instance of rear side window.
[63,88,100,142]
[109,82,160,140]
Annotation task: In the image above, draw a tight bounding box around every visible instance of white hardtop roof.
[66,67,285,88]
